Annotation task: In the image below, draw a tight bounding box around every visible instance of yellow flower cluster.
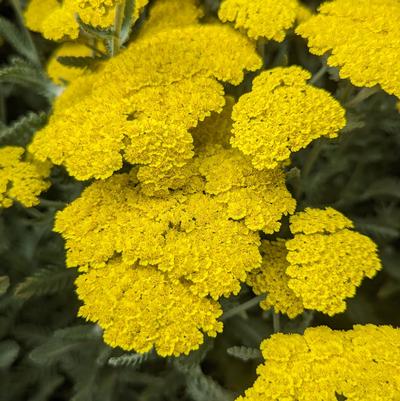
[29,24,261,192]
[0,147,50,208]
[218,0,300,42]
[237,325,400,401]
[76,258,223,356]
[25,0,149,40]
[140,0,203,37]
[230,66,346,170]
[247,208,381,317]
[46,42,93,84]
[55,143,295,354]
[297,0,400,98]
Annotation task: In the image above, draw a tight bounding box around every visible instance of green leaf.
[0,111,47,147]
[0,340,20,368]
[14,266,77,299]
[108,351,153,367]
[0,276,10,296]
[0,58,59,101]
[54,325,102,342]
[0,16,33,61]
[56,55,105,68]
[360,178,400,200]
[226,346,262,361]
[76,14,115,40]
[29,339,83,365]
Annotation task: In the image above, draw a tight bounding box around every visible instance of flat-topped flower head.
[297,0,400,98]
[247,207,381,316]
[237,325,400,400]
[231,66,346,170]
[218,0,300,42]
[76,258,223,357]
[286,207,381,315]
[0,147,50,208]
[30,24,261,189]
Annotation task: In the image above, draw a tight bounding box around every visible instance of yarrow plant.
[0,0,399,399]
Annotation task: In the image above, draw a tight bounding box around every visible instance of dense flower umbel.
[247,208,381,317]
[76,258,223,356]
[25,0,150,40]
[218,0,300,41]
[237,325,400,401]
[297,0,400,98]
[0,147,50,208]
[29,24,261,192]
[230,66,346,170]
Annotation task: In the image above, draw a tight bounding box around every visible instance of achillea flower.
[30,24,261,188]
[247,208,381,316]
[56,142,294,288]
[46,42,93,84]
[231,66,346,170]
[140,0,203,36]
[297,0,400,98]
[25,0,149,41]
[218,0,300,42]
[0,147,50,208]
[76,258,223,356]
[286,208,381,315]
[237,325,400,401]
[246,240,304,318]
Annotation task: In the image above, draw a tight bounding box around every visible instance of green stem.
[273,312,280,333]
[222,294,265,321]
[295,140,323,199]
[39,199,66,208]
[9,0,41,66]
[111,3,124,56]
[345,86,379,108]
[309,64,328,85]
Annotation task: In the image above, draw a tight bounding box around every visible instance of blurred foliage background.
[0,0,399,400]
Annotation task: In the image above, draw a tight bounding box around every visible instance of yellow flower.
[0,147,50,208]
[218,0,300,42]
[237,325,400,401]
[29,24,261,185]
[25,0,149,41]
[247,208,381,316]
[46,42,93,84]
[140,0,203,37]
[286,208,381,315]
[231,66,346,170]
[246,240,304,319]
[296,0,400,98]
[76,258,223,356]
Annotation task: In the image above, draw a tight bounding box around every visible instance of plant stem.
[309,64,328,85]
[345,86,379,108]
[273,312,280,333]
[111,2,124,56]
[9,0,41,66]
[222,294,265,321]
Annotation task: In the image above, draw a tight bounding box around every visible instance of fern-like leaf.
[0,16,33,61]
[76,15,115,40]
[0,111,47,146]
[56,55,106,68]
[14,266,77,299]
[227,346,262,361]
[120,0,136,44]
[108,351,154,367]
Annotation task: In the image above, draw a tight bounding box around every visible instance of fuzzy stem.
[222,294,265,321]
[309,64,328,85]
[345,86,379,108]
[273,312,280,333]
